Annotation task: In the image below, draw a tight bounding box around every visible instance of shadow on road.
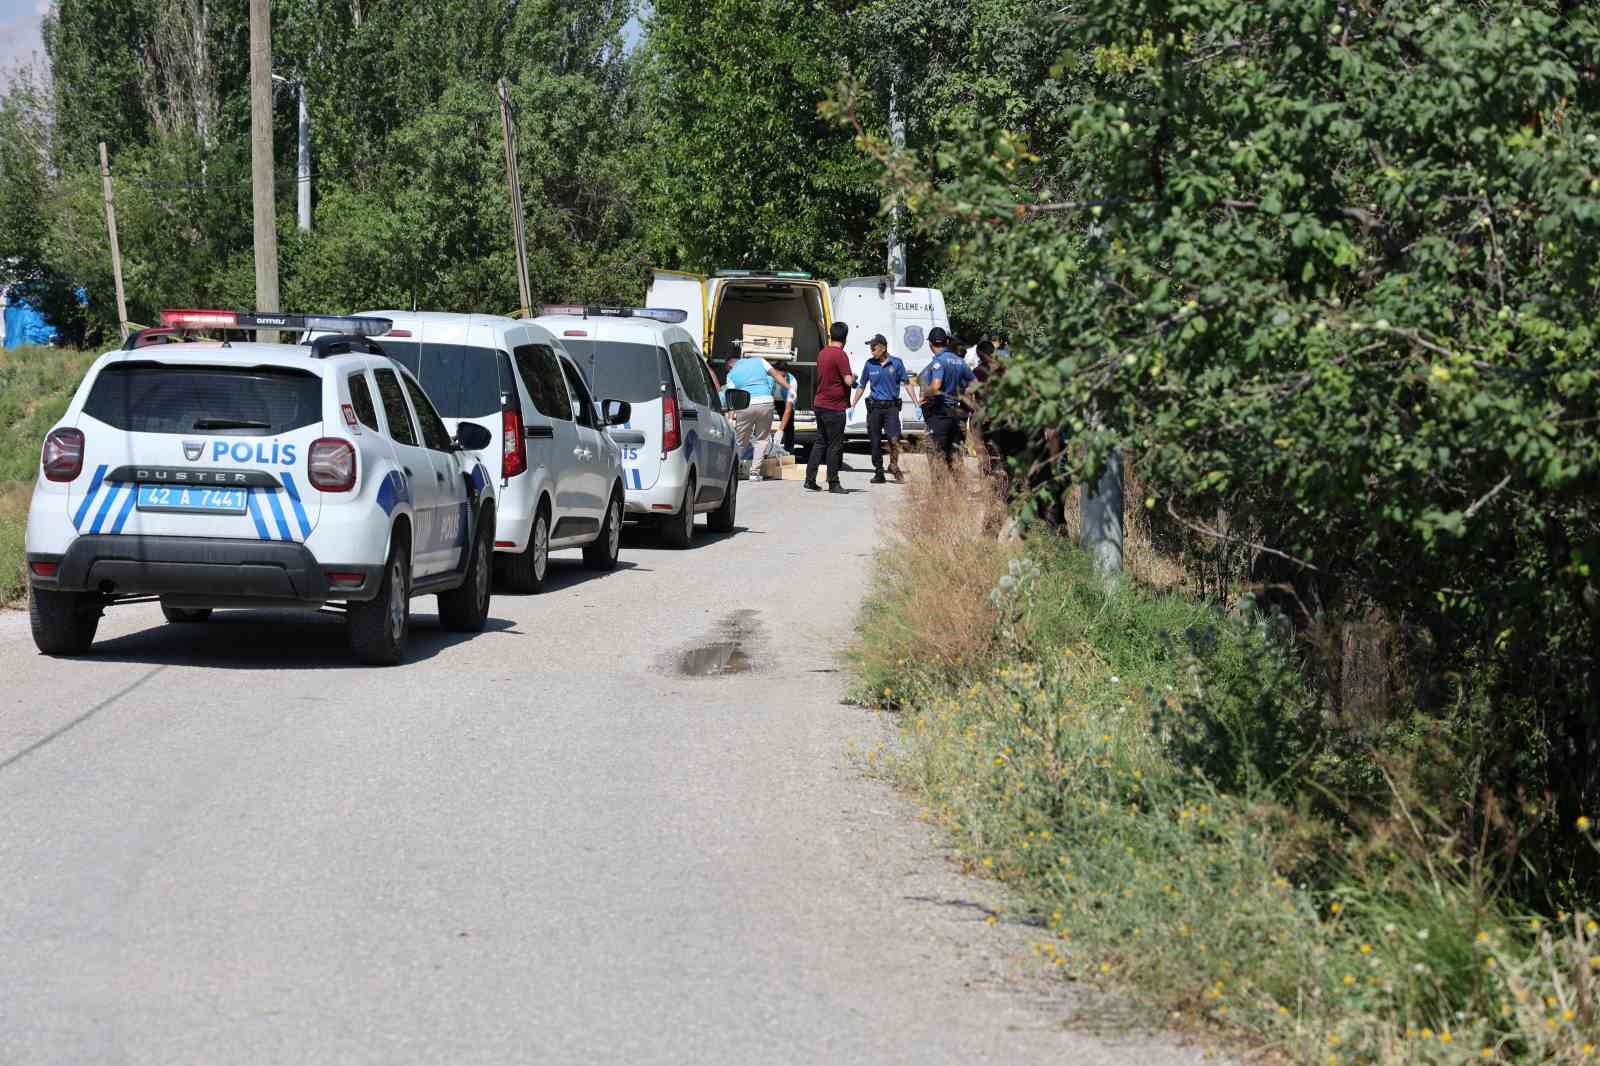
[493,558,649,597]
[84,611,520,670]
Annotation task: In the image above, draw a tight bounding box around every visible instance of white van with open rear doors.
[645,269,949,445]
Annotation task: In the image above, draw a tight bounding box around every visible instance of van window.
[375,341,502,419]
[558,357,598,429]
[573,340,671,405]
[82,363,321,436]
[373,368,418,446]
[512,343,571,422]
[669,342,711,406]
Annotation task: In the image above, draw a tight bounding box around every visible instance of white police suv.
[25,309,498,665]
[529,306,749,548]
[325,312,630,592]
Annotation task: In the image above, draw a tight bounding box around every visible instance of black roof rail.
[308,335,387,359]
[122,327,190,350]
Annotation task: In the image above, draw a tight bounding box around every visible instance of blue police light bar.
[160,309,393,336]
[537,305,688,324]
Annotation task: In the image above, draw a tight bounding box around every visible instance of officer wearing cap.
[850,333,919,483]
[918,326,976,464]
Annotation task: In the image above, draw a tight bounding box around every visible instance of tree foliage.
[881,0,1600,885]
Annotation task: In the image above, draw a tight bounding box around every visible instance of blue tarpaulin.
[2,294,57,349]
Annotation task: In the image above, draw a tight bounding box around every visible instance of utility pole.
[97,143,129,340]
[886,80,908,287]
[1081,450,1124,581]
[497,79,533,317]
[274,74,311,232]
[248,0,281,339]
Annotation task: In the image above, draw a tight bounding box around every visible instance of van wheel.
[661,475,696,549]
[161,603,212,624]
[30,587,101,656]
[584,491,622,571]
[349,540,410,666]
[501,505,551,593]
[707,465,737,533]
[439,515,493,632]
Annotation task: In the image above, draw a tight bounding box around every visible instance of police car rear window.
[376,341,502,419]
[577,341,671,405]
[82,363,322,436]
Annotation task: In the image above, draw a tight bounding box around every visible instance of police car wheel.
[349,542,410,666]
[439,516,493,632]
[583,491,622,571]
[661,475,696,549]
[501,506,551,594]
[707,465,738,533]
[160,604,212,624]
[29,587,100,657]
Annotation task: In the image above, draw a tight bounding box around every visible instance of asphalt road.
[0,461,1215,1065]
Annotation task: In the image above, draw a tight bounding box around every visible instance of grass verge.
[853,459,1600,1063]
[0,344,96,604]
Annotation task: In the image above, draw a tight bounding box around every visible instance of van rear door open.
[646,270,708,341]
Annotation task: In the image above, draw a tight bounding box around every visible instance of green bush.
[857,507,1600,1061]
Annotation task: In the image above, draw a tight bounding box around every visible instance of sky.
[0,0,47,83]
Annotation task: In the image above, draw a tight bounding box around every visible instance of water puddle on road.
[676,641,751,677]
[667,609,763,678]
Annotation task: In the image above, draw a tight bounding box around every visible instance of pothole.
[676,641,751,676]
[666,609,764,679]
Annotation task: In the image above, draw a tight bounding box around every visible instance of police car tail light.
[502,408,527,478]
[307,438,357,492]
[661,392,681,452]
[42,428,85,482]
[325,570,364,588]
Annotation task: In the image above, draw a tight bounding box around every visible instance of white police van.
[25,310,498,665]
[529,306,749,548]
[326,312,630,593]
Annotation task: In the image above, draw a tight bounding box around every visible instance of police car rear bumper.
[29,536,381,604]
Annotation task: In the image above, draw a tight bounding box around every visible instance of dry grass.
[854,449,1017,691]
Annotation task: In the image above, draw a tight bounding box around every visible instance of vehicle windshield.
[82,363,322,436]
[569,339,671,405]
[374,341,503,419]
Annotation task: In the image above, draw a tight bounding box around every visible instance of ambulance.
[644,269,949,444]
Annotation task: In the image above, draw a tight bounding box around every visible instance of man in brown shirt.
[805,321,856,493]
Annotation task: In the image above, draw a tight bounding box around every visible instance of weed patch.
[0,345,95,605]
[855,475,1600,1063]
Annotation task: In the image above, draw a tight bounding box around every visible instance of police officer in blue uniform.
[850,333,919,483]
[918,326,976,464]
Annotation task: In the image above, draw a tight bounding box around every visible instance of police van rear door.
[68,353,327,543]
[570,326,673,494]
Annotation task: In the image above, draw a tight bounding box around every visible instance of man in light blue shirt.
[724,342,792,479]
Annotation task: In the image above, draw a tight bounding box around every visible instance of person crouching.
[724,341,792,480]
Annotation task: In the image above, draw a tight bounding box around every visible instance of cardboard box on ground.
[742,324,794,360]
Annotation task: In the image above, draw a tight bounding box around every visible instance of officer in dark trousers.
[850,334,919,483]
[919,326,976,465]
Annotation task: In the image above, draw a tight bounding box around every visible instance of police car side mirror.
[724,388,751,411]
[455,422,494,451]
[601,399,631,426]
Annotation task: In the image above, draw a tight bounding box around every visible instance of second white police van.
[530,306,751,548]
